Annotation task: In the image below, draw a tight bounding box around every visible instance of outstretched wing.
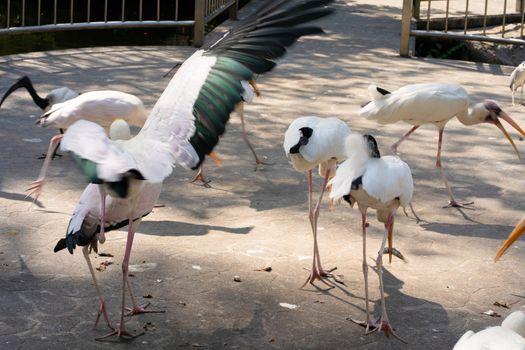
[139,0,334,170]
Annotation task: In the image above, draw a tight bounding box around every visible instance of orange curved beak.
[494,215,525,261]
[496,111,525,160]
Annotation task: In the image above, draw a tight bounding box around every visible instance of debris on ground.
[143,294,153,299]
[233,275,242,282]
[95,259,113,271]
[254,266,272,272]
[481,310,502,318]
[493,301,510,309]
[279,303,298,310]
[98,252,114,257]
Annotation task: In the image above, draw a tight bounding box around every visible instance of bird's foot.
[443,200,474,209]
[37,152,62,160]
[254,158,274,166]
[125,302,165,316]
[190,173,211,188]
[94,301,114,330]
[95,326,145,341]
[380,247,406,262]
[25,179,44,203]
[301,266,344,288]
[352,317,407,343]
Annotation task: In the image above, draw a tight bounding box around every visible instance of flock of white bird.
[1,0,525,347]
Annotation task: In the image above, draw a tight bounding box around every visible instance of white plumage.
[510,62,525,106]
[283,116,351,286]
[360,82,525,208]
[329,133,413,342]
[454,311,525,350]
[38,90,148,129]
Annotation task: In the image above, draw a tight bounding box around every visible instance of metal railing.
[0,0,238,47]
[401,0,525,56]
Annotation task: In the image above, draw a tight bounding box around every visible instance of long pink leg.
[391,126,419,154]
[82,246,114,330]
[96,208,144,340]
[367,213,407,343]
[238,103,271,165]
[124,219,165,316]
[302,169,335,288]
[350,210,373,329]
[25,134,64,201]
[436,128,473,208]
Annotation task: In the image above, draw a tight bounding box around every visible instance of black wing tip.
[376,87,391,95]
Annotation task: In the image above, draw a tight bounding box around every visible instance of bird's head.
[476,100,525,160]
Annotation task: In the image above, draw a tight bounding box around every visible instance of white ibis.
[283,116,351,287]
[329,133,413,342]
[25,90,148,202]
[0,75,78,112]
[453,310,525,349]
[57,0,334,339]
[510,62,525,106]
[54,120,163,331]
[360,83,525,208]
[494,215,525,261]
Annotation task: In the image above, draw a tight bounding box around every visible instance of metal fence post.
[194,0,205,47]
[400,0,412,56]
[229,0,238,20]
[413,0,421,19]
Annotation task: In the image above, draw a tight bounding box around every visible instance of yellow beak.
[494,215,525,261]
[496,111,525,160]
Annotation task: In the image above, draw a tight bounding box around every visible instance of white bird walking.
[360,83,525,208]
[25,90,148,202]
[283,116,351,286]
[57,0,334,339]
[330,133,413,342]
[510,62,525,106]
[453,310,525,350]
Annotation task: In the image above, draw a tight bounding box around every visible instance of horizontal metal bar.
[411,29,525,46]
[0,21,195,35]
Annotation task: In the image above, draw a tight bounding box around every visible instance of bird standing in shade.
[510,62,525,106]
[54,119,164,331]
[58,0,334,339]
[360,83,525,208]
[283,116,351,287]
[330,133,413,342]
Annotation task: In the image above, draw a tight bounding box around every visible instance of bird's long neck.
[19,77,49,110]
[456,105,482,126]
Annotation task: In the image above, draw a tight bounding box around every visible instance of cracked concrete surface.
[1,0,525,349]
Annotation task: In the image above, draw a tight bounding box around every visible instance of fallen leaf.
[481,310,501,317]
[143,294,153,299]
[98,252,114,257]
[269,337,276,343]
[493,301,510,309]
[96,259,113,271]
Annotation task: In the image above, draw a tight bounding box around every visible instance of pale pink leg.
[302,169,336,288]
[25,134,64,201]
[391,126,419,154]
[82,246,114,330]
[238,103,271,165]
[436,129,474,208]
[351,211,372,329]
[96,209,144,341]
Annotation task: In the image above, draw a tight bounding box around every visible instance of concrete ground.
[1,0,524,349]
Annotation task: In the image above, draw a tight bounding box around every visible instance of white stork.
[54,119,163,331]
[494,215,525,261]
[57,0,334,339]
[330,133,413,342]
[360,83,525,208]
[25,90,148,202]
[453,310,525,350]
[510,62,525,106]
[283,116,351,287]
